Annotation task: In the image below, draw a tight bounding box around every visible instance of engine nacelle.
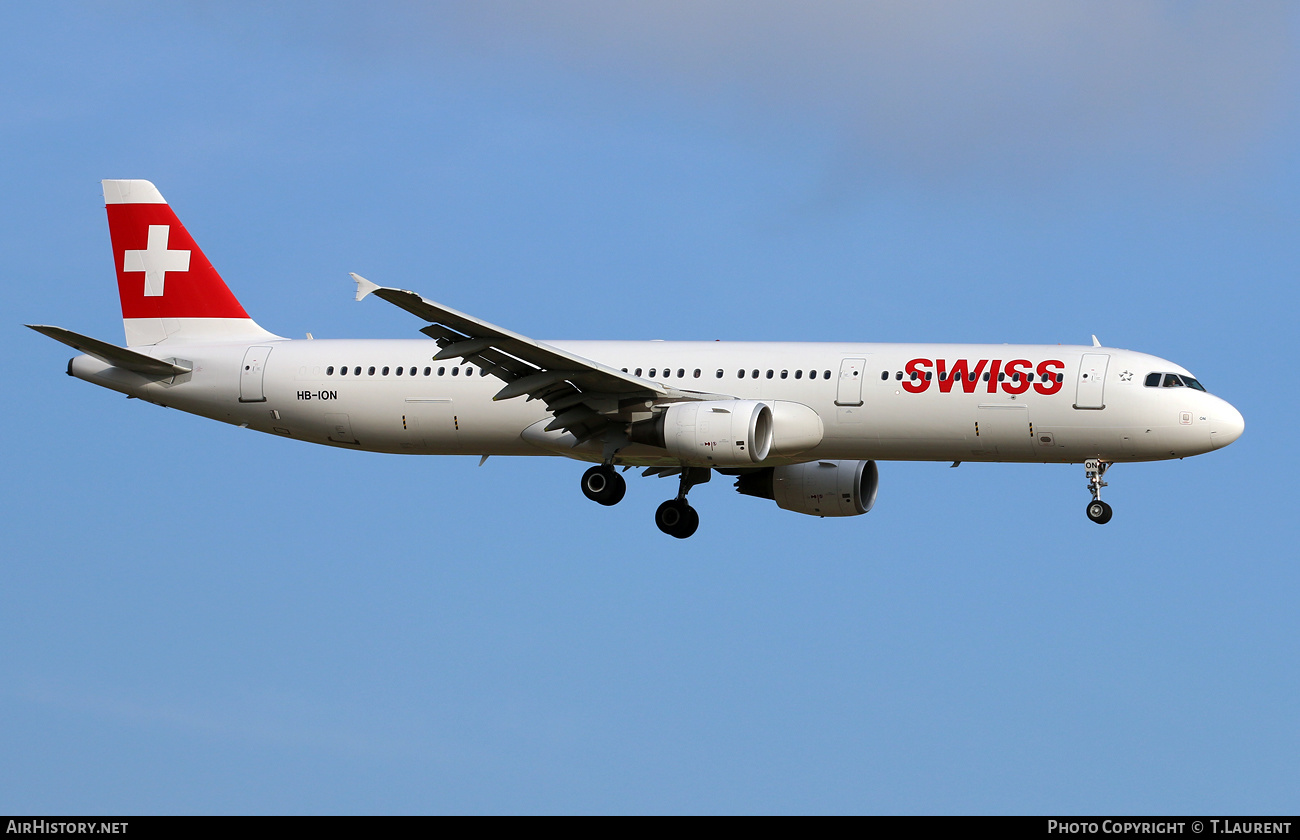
[630,400,773,466]
[735,459,879,517]
[767,400,824,457]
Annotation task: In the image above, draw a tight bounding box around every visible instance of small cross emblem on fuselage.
[123,225,191,297]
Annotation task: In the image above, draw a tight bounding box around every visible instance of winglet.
[1091,334,1101,347]
[351,272,380,302]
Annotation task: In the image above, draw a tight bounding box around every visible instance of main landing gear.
[655,467,710,539]
[1084,459,1113,525]
[579,463,708,538]
[581,464,626,506]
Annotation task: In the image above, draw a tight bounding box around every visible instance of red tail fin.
[103,180,277,346]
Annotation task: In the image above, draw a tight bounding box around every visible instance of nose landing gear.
[1084,459,1113,524]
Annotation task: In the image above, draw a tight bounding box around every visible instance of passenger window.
[327,366,334,375]
[693,369,701,378]
[635,368,642,376]
[880,371,888,381]
[438,367,445,376]
[781,370,789,379]
[354,367,361,376]
[924,372,932,381]
[339,366,347,376]
[938,371,947,381]
[766,370,773,379]
[823,370,831,379]
[896,371,903,380]
[677,369,685,378]
[738,370,745,379]
[982,372,989,381]
[649,368,656,378]
[752,369,760,379]
[795,370,803,380]
[424,367,431,376]
[715,369,724,378]
[452,367,458,376]
[396,367,403,376]
[382,366,390,376]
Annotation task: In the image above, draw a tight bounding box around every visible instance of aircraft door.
[835,357,866,406]
[239,345,273,403]
[1074,354,1109,410]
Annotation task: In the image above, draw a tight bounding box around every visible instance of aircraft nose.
[1210,402,1245,450]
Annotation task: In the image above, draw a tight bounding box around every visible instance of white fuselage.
[68,338,1242,466]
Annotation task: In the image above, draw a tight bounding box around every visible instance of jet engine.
[629,400,773,467]
[735,459,879,517]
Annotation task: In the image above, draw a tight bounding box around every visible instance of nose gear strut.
[1084,459,1113,524]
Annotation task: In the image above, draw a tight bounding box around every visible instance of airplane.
[28,180,1245,538]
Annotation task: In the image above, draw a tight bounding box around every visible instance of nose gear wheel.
[1084,459,1113,524]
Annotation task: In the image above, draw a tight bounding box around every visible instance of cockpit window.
[1152,373,1207,391]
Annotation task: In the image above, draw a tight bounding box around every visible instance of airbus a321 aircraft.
[29,180,1244,538]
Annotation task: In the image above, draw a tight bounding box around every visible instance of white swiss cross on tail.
[102,179,273,346]
[123,224,190,296]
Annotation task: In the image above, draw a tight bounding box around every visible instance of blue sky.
[2,2,1297,814]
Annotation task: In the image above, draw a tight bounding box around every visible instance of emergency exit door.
[835,358,866,406]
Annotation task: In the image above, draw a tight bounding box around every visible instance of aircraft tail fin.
[103,180,280,346]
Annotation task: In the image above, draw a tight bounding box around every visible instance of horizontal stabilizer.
[27,325,192,376]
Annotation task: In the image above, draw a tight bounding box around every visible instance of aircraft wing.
[353,274,730,443]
